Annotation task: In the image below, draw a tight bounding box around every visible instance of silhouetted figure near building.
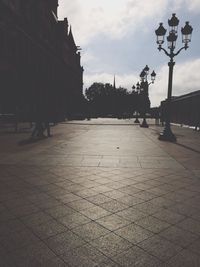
[155,109,160,126]
[30,82,56,139]
[195,124,199,131]
[43,103,53,137]
[31,104,51,139]
[195,113,200,131]
[43,121,52,137]
[31,121,45,138]
[160,102,166,127]
[31,121,52,138]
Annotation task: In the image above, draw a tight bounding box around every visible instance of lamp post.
[155,13,193,141]
[139,66,156,128]
[132,82,141,123]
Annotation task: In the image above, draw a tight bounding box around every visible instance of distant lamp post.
[132,83,140,123]
[155,13,193,142]
[151,70,156,84]
[139,66,156,128]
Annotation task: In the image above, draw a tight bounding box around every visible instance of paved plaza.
[0,119,200,266]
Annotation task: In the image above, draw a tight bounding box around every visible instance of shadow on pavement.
[175,142,200,154]
[18,136,48,146]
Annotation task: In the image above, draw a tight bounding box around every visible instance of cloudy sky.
[58,0,200,106]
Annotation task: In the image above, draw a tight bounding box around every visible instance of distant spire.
[113,75,116,89]
[69,25,73,37]
[68,25,76,48]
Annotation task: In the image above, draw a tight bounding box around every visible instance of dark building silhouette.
[0,0,83,122]
[160,90,200,129]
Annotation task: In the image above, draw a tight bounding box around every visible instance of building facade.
[0,0,83,122]
[160,90,200,128]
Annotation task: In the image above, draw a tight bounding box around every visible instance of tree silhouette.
[85,82,141,118]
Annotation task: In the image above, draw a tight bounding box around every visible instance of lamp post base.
[159,126,176,142]
[140,119,149,128]
[134,118,140,123]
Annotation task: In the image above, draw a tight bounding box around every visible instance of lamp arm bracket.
[174,46,187,57]
[158,47,170,57]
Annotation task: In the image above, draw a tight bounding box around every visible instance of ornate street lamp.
[139,66,156,128]
[155,13,193,141]
[168,13,179,33]
[132,82,141,123]
[155,23,166,45]
[151,70,156,84]
[143,65,150,78]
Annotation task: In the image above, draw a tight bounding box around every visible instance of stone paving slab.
[0,119,200,266]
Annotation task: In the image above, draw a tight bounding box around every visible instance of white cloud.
[58,0,200,45]
[81,51,97,65]
[183,0,200,12]
[159,0,200,14]
[58,0,168,45]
